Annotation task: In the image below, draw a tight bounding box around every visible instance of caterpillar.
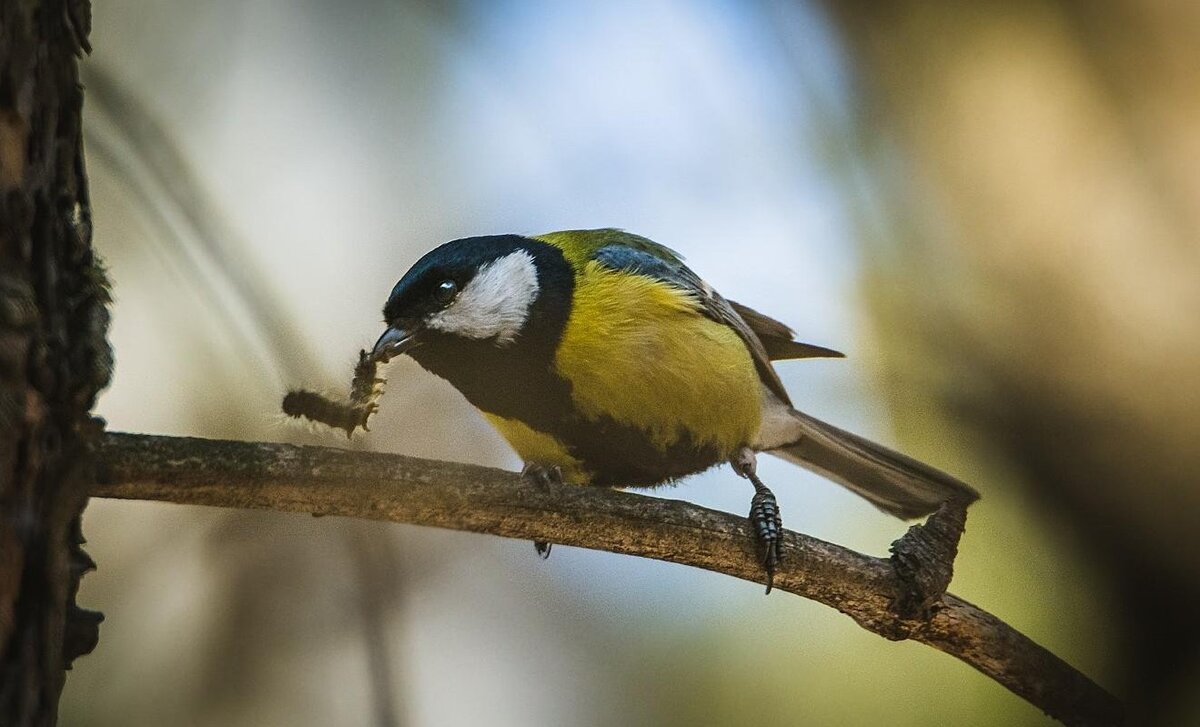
[282,349,384,437]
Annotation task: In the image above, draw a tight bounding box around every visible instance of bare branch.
[92,432,1121,726]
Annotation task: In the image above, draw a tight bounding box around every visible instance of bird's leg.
[730,448,783,594]
[521,463,563,559]
[888,495,971,620]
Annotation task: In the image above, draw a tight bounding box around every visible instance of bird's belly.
[481,412,591,484]
[477,333,761,486]
[554,279,764,460]
[490,276,767,486]
[482,410,730,488]
[454,268,767,488]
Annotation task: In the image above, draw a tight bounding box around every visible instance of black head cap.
[382,234,538,324]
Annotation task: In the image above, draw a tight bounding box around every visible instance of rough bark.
[95,432,1121,727]
[0,1,108,724]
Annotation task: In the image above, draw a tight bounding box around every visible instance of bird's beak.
[371,325,420,363]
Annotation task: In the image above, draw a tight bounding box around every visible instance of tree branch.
[91,431,1120,726]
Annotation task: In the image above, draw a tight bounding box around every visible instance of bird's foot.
[889,497,970,620]
[731,448,784,594]
[521,463,563,559]
[749,486,783,593]
[521,462,563,490]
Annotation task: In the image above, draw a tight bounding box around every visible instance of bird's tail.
[769,409,979,519]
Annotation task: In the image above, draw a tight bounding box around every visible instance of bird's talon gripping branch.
[731,448,783,593]
[521,463,563,490]
[749,487,783,593]
[521,463,564,558]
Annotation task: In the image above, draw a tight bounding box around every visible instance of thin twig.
[91,432,1121,726]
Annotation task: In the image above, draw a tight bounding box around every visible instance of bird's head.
[372,235,572,366]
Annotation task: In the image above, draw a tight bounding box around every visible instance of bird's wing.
[536,228,689,270]
[591,243,794,406]
[726,300,844,361]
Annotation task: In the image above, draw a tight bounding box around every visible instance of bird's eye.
[433,279,458,305]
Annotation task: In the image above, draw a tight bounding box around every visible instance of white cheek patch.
[426,250,540,345]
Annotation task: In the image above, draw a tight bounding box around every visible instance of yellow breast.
[554,259,762,455]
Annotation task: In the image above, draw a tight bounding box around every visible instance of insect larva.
[281,390,365,436]
[348,348,384,412]
[282,349,384,437]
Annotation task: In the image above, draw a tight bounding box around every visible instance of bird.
[371,228,979,591]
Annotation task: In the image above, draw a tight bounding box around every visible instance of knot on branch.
[889,497,969,624]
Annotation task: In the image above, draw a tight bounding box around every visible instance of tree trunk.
[0,1,108,724]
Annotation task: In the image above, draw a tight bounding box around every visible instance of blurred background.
[63,1,1198,725]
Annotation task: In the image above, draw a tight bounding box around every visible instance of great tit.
[372,228,978,589]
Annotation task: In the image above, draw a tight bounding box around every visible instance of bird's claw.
[522,464,564,558]
[730,448,785,594]
[749,488,783,593]
[521,463,563,490]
